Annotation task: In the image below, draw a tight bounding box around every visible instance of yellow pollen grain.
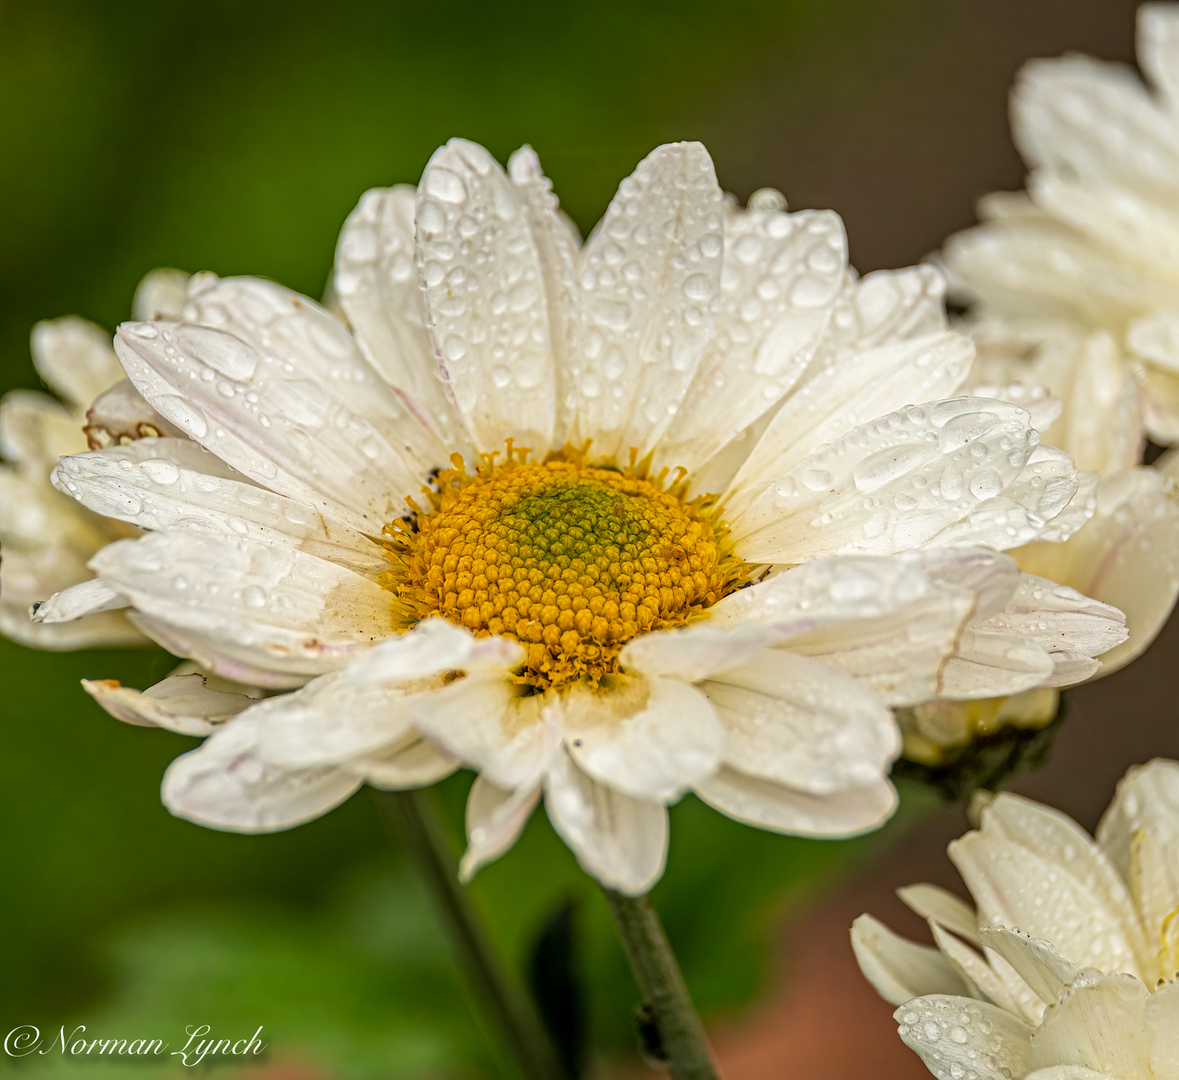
[382,446,746,690]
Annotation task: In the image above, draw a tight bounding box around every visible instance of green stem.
[376,789,568,1080]
[602,888,718,1080]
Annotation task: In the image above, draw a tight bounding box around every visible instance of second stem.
[602,888,718,1080]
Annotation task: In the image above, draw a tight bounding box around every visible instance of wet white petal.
[415,139,557,455]
[544,746,667,896]
[566,142,724,459]
[694,766,897,837]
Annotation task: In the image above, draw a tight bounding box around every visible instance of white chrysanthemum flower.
[944,3,1179,450]
[852,759,1179,1080]
[0,271,191,648]
[36,140,1126,894]
[900,455,1179,762]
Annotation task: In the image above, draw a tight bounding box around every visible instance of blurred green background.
[0,0,1148,1076]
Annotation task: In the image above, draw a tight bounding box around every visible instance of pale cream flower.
[945,3,1179,450]
[852,759,1179,1080]
[38,140,1125,893]
[0,271,189,649]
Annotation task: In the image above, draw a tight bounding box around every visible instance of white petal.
[32,578,127,622]
[1028,974,1152,1077]
[1025,1069,1119,1080]
[727,332,975,517]
[898,883,982,947]
[562,676,724,802]
[1140,2,1179,104]
[701,649,898,794]
[132,267,190,322]
[567,142,724,459]
[1015,54,1179,195]
[1096,759,1179,947]
[971,382,1063,435]
[411,672,547,791]
[950,794,1149,978]
[709,549,999,706]
[946,214,1172,329]
[937,626,1055,699]
[54,439,387,576]
[129,612,310,689]
[845,264,952,349]
[729,398,1040,563]
[0,599,143,650]
[82,671,256,736]
[508,146,582,447]
[961,574,1127,690]
[162,718,360,832]
[92,532,395,680]
[658,206,847,473]
[544,745,668,895]
[230,619,517,770]
[1018,467,1179,674]
[415,139,557,455]
[1030,170,1179,279]
[0,467,106,551]
[459,775,542,881]
[894,996,1034,1080]
[618,622,773,681]
[1147,981,1179,1080]
[332,186,466,445]
[343,733,458,790]
[926,444,1082,551]
[978,927,1081,1008]
[182,273,445,469]
[30,316,124,408]
[694,766,897,837]
[851,913,969,1006]
[926,921,1044,1022]
[113,317,432,535]
[82,379,185,447]
[0,390,86,470]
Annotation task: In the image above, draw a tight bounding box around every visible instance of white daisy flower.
[900,455,1179,763]
[944,2,1179,450]
[37,140,1126,894]
[852,759,1179,1080]
[0,270,189,649]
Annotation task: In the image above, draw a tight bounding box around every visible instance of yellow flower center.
[382,445,746,689]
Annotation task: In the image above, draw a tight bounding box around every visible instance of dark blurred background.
[2,1,1170,1077]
